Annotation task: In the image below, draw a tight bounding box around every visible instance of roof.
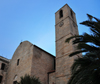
[20,41,55,58]
[34,45,55,58]
[0,56,10,63]
[48,70,55,74]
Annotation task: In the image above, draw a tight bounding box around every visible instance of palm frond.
[66,14,100,84]
[65,35,83,43]
[18,74,41,84]
[69,50,87,57]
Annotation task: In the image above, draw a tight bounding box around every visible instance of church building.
[0,4,79,84]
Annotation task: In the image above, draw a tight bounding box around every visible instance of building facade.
[0,4,79,84]
[0,56,10,84]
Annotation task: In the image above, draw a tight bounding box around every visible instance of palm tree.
[65,14,100,84]
[17,74,41,84]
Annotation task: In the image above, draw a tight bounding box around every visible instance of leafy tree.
[65,14,100,84]
[17,74,41,84]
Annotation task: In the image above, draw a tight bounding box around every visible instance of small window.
[14,75,17,80]
[1,63,5,70]
[13,81,17,84]
[70,9,73,18]
[17,59,20,66]
[59,10,63,18]
[0,75,3,83]
[73,22,76,27]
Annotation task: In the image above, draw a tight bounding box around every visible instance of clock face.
[59,21,64,27]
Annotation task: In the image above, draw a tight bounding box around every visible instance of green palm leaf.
[66,14,100,84]
[18,74,41,84]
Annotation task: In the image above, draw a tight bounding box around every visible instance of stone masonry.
[55,4,79,84]
[0,4,79,84]
[0,56,10,84]
[6,41,55,84]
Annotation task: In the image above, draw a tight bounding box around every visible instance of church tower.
[55,4,79,84]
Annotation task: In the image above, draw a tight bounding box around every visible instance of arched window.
[1,63,5,70]
[14,75,17,80]
[59,10,63,18]
[13,75,18,84]
[17,59,20,66]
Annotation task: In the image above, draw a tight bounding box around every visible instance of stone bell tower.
[55,4,79,84]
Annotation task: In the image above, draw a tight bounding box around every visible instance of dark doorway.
[0,75,3,83]
[13,81,17,84]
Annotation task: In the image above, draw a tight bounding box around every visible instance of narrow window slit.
[70,9,73,18]
[17,59,20,66]
[59,10,63,18]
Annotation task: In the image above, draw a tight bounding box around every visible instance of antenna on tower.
[21,39,23,42]
[20,40,23,44]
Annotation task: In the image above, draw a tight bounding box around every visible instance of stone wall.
[55,4,79,84]
[0,56,9,84]
[5,41,55,84]
[6,41,33,84]
[49,72,56,84]
[31,45,55,84]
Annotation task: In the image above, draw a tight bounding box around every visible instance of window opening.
[59,10,63,18]
[0,75,3,83]
[13,81,17,84]
[17,59,20,66]
[1,63,5,70]
[70,9,73,18]
[73,22,76,27]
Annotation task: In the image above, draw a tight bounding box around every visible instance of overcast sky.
[0,0,100,59]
